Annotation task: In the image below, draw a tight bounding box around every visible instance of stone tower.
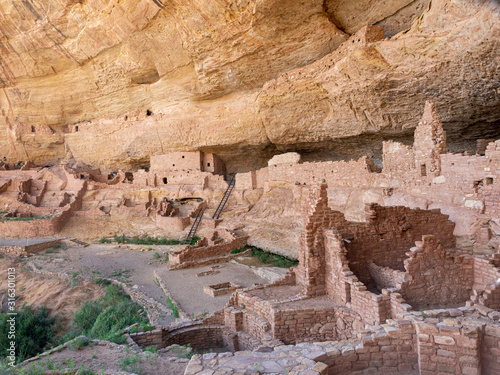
[413,101,447,179]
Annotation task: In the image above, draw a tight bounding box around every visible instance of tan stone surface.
[0,0,498,170]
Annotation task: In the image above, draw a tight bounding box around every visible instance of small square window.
[207,163,211,167]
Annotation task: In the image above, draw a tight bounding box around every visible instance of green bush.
[110,235,200,246]
[93,278,111,286]
[250,246,298,268]
[67,336,91,351]
[68,285,149,344]
[72,302,101,333]
[0,305,56,364]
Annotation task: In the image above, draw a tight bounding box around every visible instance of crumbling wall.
[400,235,474,309]
[382,140,414,179]
[169,230,248,266]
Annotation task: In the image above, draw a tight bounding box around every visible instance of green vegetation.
[165,295,180,319]
[121,354,143,374]
[44,243,66,254]
[17,360,101,375]
[108,269,131,280]
[111,235,200,246]
[0,305,56,364]
[70,272,81,288]
[67,284,151,344]
[173,344,193,359]
[0,215,53,222]
[153,252,161,259]
[232,245,299,268]
[93,278,111,286]
[67,336,91,351]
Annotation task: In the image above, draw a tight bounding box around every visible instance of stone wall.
[169,230,248,266]
[272,305,360,345]
[0,239,61,256]
[415,320,482,374]
[345,204,456,287]
[400,235,474,309]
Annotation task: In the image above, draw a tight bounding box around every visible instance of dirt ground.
[18,341,188,375]
[0,256,106,332]
[27,241,275,321]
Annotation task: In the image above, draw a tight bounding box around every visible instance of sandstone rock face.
[0,0,498,171]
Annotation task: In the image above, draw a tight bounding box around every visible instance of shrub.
[68,285,149,344]
[93,278,111,286]
[72,301,101,333]
[0,305,56,363]
[68,336,91,351]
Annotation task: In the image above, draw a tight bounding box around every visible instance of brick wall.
[272,306,360,345]
[416,321,482,375]
[400,236,474,309]
[483,324,500,374]
[155,214,190,231]
[345,204,456,287]
[169,231,248,265]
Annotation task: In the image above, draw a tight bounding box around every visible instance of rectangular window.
[420,164,427,177]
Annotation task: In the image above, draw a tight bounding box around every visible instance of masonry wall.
[400,236,474,309]
[169,233,248,265]
[344,204,456,288]
[272,306,360,345]
[0,239,61,256]
[483,324,500,375]
[416,321,482,375]
[155,215,191,231]
[267,157,379,187]
[324,320,418,375]
[162,325,224,350]
[150,152,203,172]
[382,140,414,178]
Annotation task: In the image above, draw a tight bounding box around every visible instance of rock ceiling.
[0,0,498,171]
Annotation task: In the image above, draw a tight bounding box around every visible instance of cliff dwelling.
[0,1,499,374]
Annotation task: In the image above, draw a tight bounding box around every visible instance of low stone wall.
[128,329,163,348]
[163,325,224,350]
[169,231,248,267]
[203,282,241,297]
[0,239,61,256]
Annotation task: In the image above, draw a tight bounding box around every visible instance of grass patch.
[67,284,150,344]
[0,215,53,222]
[109,269,131,280]
[111,235,200,246]
[121,354,143,374]
[67,336,91,351]
[93,277,111,286]
[233,245,298,268]
[44,243,66,254]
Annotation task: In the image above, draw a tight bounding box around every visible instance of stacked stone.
[416,320,482,375]
[128,328,163,348]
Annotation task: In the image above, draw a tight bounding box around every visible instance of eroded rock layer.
[0,0,498,171]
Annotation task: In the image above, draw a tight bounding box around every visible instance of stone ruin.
[131,181,500,374]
